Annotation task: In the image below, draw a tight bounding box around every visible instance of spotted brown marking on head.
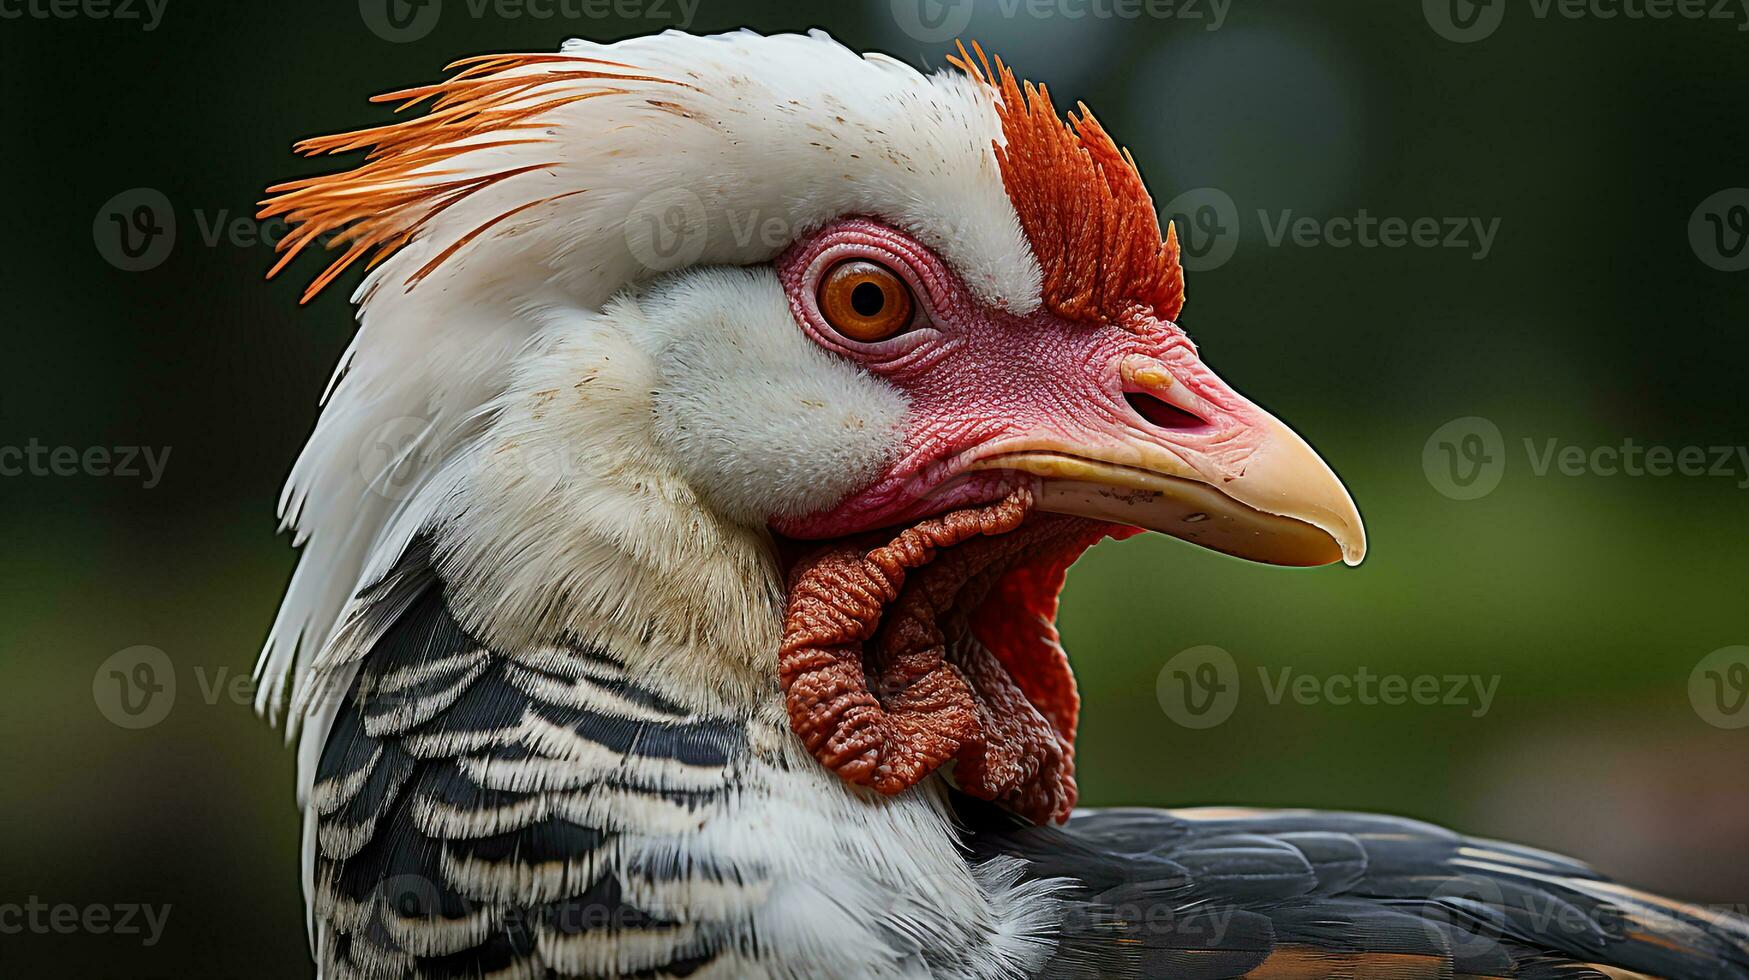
[949,41,1184,326]
[257,53,679,303]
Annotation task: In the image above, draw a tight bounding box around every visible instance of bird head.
[259,32,1363,825]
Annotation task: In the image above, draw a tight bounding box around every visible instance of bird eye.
[818,260,915,342]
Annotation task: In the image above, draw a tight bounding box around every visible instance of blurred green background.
[3,0,1747,975]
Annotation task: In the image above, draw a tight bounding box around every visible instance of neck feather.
[419,310,790,716]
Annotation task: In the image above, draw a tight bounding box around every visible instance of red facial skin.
[769,217,1268,541]
[770,217,1280,822]
[768,218,1354,821]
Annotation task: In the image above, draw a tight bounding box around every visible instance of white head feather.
[256,30,1044,744]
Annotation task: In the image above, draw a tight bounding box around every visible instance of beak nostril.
[1125,390,1210,433]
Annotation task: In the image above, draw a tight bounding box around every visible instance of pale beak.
[964,354,1367,568]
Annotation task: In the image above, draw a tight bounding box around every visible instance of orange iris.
[818,260,915,342]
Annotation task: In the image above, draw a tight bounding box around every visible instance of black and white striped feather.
[310,539,752,979]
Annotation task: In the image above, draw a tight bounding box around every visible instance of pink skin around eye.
[770,217,1268,540]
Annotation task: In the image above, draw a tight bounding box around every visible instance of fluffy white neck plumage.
[288,279,1062,979]
[372,263,912,714]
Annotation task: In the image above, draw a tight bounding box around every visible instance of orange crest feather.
[258,54,673,303]
[950,41,1184,325]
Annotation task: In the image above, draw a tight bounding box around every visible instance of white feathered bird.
[256,29,1749,980]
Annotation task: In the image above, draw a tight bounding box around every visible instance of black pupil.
[850,281,885,318]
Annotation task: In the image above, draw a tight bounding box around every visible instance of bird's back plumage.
[964,796,1749,979]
